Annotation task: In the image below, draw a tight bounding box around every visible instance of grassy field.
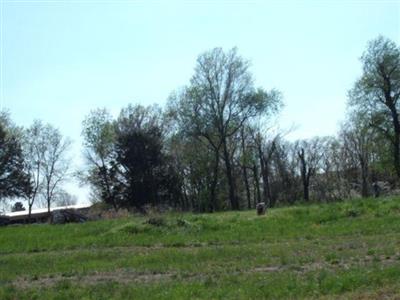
[1,197,400,299]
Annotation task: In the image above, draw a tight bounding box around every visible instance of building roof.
[3,204,91,219]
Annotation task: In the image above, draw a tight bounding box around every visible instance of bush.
[146,217,166,227]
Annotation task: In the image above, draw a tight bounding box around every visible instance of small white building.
[1,204,91,224]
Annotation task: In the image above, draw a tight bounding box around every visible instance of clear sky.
[1,0,399,204]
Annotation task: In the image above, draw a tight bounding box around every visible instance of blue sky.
[1,0,399,203]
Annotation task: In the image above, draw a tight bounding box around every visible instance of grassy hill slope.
[1,197,400,299]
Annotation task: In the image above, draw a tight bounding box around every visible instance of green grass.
[1,197,400,299]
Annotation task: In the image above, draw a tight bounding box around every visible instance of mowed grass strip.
[2,265,400,299]
[0,197,400,299]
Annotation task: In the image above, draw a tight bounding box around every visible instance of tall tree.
[40,124,72,213]
[174,48,281,210]
[270,139,299,204]
[114,104,180,211]
[82,109,121,211]
[349,36,400,177]
[253,131,278,207]
[340,113,377,198]
[23,120,47,220]
[167,91,224,212]
[239,126,252,209]
[295,138,323,201]
[0,112,31,202]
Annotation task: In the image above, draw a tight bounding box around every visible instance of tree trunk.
[243,165,251,209]
[240,128,251,209]
[303,185,309,201]
[298,148,310,201]
[223,138,238,210]
[261,163,272,207]
[391,110,400,178]
[28,203,33,223]
[303,173,310,202]
[47,195,51,214]
[258,152,272,207]
[181,185,189,211]
[360,156,369,198]
[252,163,261,206]
[394,133,400,178]
[209,149,220,212]
[98,158,119,212]
[385,96,400,177]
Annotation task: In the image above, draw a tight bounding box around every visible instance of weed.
[146,217,166,227]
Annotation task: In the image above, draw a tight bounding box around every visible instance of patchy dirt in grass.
[12,253,400,290]
[249,252,400,275]
[319,284,400,300]
[14,270,179,289]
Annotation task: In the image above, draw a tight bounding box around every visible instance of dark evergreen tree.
[114,105,180,210]
[11,201,26,212]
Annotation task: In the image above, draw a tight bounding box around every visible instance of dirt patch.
[12,253,400,290]
[249,252,400,275]
[319,284,400,300]
[14,270,178,289]
[252,266,281,272]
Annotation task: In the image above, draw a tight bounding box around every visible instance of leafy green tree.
[167,130,224,212]
[171,48,281,210]
[0,112,31,201]
[349,36,400,177]
[114,104,180,210]
[82,108,121,211]
[167,92,224,212]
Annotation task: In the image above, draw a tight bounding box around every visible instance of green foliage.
[0,111,31,200]
[81,105,181,210]
[166,47,282,211]
[146,216,167,227]
[348,36,400,176]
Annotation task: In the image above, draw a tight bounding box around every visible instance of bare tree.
[40,124,72,213]
[54,190,78,207]
[340,113,377,197]
[253,131,278,207]
[23,120,47,220]
[240,126,252,209]
[295,138,323,201]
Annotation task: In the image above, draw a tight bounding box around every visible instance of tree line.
[1,36,399,214]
